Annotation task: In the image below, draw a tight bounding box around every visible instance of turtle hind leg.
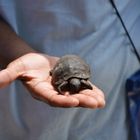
[81,79,93,90]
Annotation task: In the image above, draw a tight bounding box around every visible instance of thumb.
[0,60,23,88]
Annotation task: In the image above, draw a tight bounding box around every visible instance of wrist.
[0,17,37,68]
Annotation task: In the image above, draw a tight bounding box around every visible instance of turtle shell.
[50,55,91,86]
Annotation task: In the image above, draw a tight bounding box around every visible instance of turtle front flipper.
[57,81,68,94]
[81,79,93,90]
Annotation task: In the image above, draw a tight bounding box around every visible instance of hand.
[0,53,105,108]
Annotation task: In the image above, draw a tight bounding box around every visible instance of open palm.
[0,53,105,108]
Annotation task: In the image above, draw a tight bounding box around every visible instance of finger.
[48,94,79,107]
[0,59,25,88]
[79,89,105,108]
[71,83,106,108]
[92,84,105,98]
[26,80,79,107]
[87,82,105,98]
[0,68,18,88]
[72,93,98,108]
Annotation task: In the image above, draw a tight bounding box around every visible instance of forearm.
[0,16,36,68]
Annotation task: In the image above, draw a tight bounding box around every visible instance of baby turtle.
[50,55,93,94]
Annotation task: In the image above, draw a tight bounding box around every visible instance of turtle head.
[69,78,81,93]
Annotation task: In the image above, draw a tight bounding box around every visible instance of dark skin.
[0,16,105,108]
